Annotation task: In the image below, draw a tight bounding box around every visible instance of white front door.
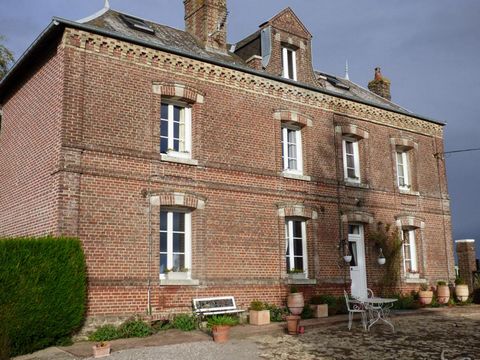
[348,224,368,299]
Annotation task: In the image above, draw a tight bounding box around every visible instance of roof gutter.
[1,17,444,126]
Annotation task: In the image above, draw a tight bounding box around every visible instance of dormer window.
[282,47,297,81]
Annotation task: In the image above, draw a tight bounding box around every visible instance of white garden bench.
[192,296,245,320]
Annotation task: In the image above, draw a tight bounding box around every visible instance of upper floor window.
[396,150,410,190]
[285,219,307,275]
[160,210,192,277]
[282,125,303,174]
[161,102,192,158]
[282,47,297,81]
[342,138,360,182]
[402,229,418,274]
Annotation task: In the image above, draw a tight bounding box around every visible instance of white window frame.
[160,102,192,159]
[402,228,418,274]
[159,210,192,279]
[285,219,308,276]
[342,137,360,182]
[282,47,297,81]
[396,150,410,190]
[282,125,303,175]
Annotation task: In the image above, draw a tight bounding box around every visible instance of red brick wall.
[1,27,455,321]
[0,41,64,236]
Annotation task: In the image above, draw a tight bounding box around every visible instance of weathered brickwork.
[0,5,453,326]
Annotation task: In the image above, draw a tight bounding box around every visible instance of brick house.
[0,0,454,325]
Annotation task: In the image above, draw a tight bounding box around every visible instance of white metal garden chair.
[343,290,367,331]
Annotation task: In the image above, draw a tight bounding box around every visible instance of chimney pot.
[368,66,391,101]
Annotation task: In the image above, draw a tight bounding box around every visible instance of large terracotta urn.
[418,290,433,305]
[437,285,450,304]
[287,292,304,315]
[455,285,469,302]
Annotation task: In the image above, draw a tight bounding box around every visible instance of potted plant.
[249,300,270,325]
[92,341,111,358]
[436,281,450,304]
[287,286,304,315]
[207,315,238,343]
[454,277,469,302]
[418,283,433,305]
[309,295,328,318]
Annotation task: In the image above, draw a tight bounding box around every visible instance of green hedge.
[0,237,86,357]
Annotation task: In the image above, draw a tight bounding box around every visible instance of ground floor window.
[285,219,307,274]
[160,210,191,276]
[402,228,418,274]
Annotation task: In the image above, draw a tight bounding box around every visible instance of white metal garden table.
[361,297,397,332]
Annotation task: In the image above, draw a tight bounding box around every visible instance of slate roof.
[82,9,247,66]
[0,7,442,124]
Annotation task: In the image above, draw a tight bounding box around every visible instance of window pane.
[349,241,358,266]
[346,154,355,169]
[173,120,180,139]
[294,257,303,271]
[160,232,167,252]
[348,225,360,235]
[347,168,356,179]
[294,238,303,256]
[173,139,180,151]
[287,50,294,79]
[160,137,168,153]
[293,221,302,237]
[161,104,169,119]
[288,158,297,170]
[287,129,296,144]
[173,233,185,253]
[345,141,354,154]
[172,253,185,271]
[172,213,184,231]
[161,119,169,136]
[173,106,181,121]
[160,211,168,231]
[160,254,167,273]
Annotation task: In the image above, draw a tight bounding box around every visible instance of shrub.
[0,237,86,357]
[119,319,153,338]
[206,315,238,328]
[300,305,313,319]
[473,288,480,304]
[290,286,299,293]
[310,295,336,306]
[454,277,466,285]
[437,281,447,286]
[172,314,196,332]
[264,304,288,322]
[88,325,122,342]
[151,320,173,332]
[249,300,266,311]
[391,293,419,310]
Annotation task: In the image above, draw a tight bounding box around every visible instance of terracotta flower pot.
[437,285,450,304]
[92,343,111,358]
[212,325,230,343]
[286,315,300,335]
[455,285,469,302]
[418,290,433,305]
[287,292,304,315]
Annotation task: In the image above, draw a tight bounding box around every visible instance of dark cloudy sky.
[2,0,480,257]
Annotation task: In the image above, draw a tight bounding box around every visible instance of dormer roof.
[261,7,312,39]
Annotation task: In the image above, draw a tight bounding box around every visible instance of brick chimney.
[368,67,391,101]
[184,0,228,52]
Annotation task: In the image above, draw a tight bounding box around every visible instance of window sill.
[344,180,369,189]
[161,154,198,166]
[160,279,199,286]
[286,278,317,285]
[404,277,426,284]
[399,189,420,196]
[282,172,311,182]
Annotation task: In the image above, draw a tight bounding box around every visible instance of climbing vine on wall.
[368,223,403,293]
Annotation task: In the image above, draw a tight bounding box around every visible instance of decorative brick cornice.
[274,110,313,127]
[150,191,206,210]
[62,28,444,137]
[395,215,425,229]
[277,204,318,219]
[152,82,205,104]
[341,211,374,224]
